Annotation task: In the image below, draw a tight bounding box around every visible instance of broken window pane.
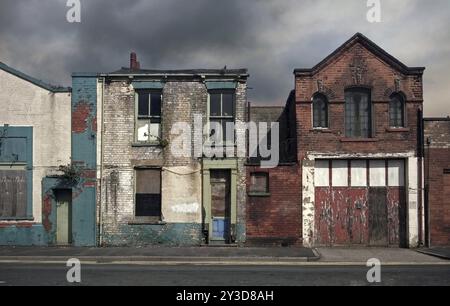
[137,120,149,142]
[149,122,161,142]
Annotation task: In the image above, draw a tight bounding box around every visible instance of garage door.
[314,159,407,247]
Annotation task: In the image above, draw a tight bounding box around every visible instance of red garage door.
[314,159,407,247]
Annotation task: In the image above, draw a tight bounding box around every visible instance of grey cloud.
[0,0,448,116]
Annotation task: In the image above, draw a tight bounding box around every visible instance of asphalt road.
[1,263,450,286]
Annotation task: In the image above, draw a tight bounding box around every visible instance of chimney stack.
[130,52,140,70]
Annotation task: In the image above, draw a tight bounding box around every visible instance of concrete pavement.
[416,247,450,260]
[0,246,448,266]
[316,247,449,265]
[0,246,319,264]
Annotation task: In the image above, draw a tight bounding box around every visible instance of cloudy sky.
[0,0,449,116]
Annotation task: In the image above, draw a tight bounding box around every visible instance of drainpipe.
[98,77,106,246]
[417,109,425,247]
[425,137,431,247]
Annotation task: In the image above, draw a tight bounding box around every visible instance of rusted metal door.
[210,170,231,243]
[368,187,388,246]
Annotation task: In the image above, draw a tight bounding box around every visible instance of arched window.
[345,88,372,138]
[389,93,405,128]
[313,94,328,128]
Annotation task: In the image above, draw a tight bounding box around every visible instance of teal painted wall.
[71,76,98,246]
[102,223,203,246]
[0,126,39,245]
[0,126,33,218]
[0,225,46,246]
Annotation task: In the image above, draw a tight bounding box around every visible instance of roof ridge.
[294,33,425,76]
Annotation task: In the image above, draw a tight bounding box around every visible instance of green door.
[56,190,72,245]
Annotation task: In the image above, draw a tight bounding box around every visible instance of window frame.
[344,87,373,138]
[133,167,162,221]
[0,164,28,220]
[389,93,406,128]
[312,93,329,129]
[207,89,236,146]
[248,172,270,196]
[134,90,163,144]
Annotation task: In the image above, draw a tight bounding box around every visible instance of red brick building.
[424,118,450,246]
[246,101,301,246]
[247,33,426,248]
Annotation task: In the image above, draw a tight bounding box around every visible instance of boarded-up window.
[370,160,386,187]
[0,168,27,218]
[249,173,269,194]
[388,160,405,187]
[351,160,367,187]
[135,169,161,217]
[332,160,348,187]
[315,160,330,187]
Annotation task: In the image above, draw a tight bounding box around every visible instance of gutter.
[98,77,106,247]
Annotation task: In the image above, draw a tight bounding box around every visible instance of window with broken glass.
[135,90,162,144]
[345,88,372,138]
[209,90,235,145]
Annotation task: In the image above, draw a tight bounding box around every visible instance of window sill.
[132,142,162,148]
[310,128,333,133]
[248,192,271,198]
[0,217,34,222]
[128,219,166,225]
[340,138,379,143]
[386,127,410,132]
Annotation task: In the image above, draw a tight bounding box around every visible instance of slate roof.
[108,67,248,76]
[0,61,70,93]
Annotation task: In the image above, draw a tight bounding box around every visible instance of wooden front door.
[210,170,231,243]
[56,190,72,245]
[368,187,389,246]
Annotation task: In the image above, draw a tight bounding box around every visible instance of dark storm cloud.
[0,0,449,116]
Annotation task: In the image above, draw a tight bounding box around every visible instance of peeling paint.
[72,101,92,134]
[42,194,52,232]
[171,203,200,214]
